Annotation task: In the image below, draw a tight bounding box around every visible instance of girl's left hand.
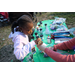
[34,38,41,44]
[31,47,35,50]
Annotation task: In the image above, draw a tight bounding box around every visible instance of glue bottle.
[47,36,51,43]
[45,26,50,34]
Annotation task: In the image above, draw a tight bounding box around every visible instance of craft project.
[36,26,39,31]
[45,24,47,28]
[69,27,75,37]
[36,36,39,39]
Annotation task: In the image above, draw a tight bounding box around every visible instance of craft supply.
[35,32,38,36]
[44,53,49,57]
[36,36,39,39]
[40,28,42,33]
[39,50,43,53]
[32,48,36,53]
[45,26,50,34]
[38,21,42,27]
[47,36,51,43]
[55,37,72,44]
[40,28,42,31]
[50,25,56,30]
[51,34,55,39]
[51,31,70,36]
[40,34,43,40]
[38,24,41,27]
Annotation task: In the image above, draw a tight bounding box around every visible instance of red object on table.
[51,34,55,39]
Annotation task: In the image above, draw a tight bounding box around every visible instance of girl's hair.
[11,15,33,33]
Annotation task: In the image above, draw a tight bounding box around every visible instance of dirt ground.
[0,12,74,62]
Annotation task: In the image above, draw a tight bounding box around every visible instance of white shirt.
[9,31,36,60]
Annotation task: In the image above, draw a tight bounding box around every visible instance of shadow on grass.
[50,12,75,16]
[0,44,21,62]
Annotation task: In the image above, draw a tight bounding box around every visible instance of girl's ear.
[19,27,23,32]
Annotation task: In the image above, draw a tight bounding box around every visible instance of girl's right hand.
[34,38,41,45]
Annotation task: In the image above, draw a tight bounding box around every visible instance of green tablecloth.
[23,20,74,62]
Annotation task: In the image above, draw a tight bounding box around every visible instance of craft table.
[23,20,74,62]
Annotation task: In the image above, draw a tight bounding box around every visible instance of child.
[37,37,75,62]
[9,15,41,61]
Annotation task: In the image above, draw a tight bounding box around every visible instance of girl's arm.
[53,38,75,51]
[44,48,75,62]
[14,36,36,60]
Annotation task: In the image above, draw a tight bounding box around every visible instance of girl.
[9,15,41,61]
[37,37,75,62]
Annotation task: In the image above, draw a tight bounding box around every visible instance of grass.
[0,25,14,49]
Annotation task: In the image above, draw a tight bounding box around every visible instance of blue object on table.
[44,53,49,57]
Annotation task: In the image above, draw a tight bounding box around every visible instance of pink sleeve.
[44,48,75,62]
[53,38,75,51]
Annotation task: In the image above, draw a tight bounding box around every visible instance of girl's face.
[21,22,33,35]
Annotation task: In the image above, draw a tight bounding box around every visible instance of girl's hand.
[34,38,41,45]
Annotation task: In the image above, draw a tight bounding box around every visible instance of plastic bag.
[52,17,66,25]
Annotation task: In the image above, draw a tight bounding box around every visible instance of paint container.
[47,36,51,43]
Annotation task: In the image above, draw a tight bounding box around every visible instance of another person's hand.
[48,46,57,51]
[48,46,54,50]
[37,43,47,51]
